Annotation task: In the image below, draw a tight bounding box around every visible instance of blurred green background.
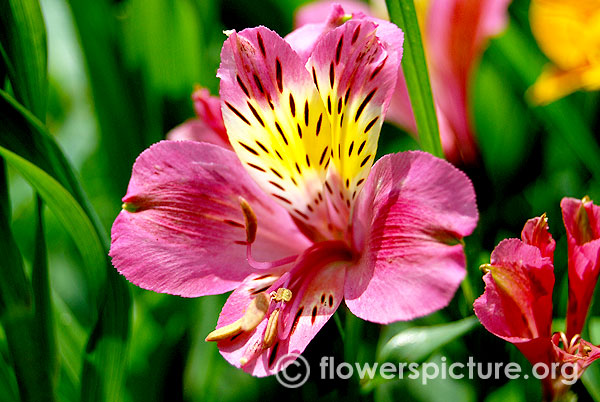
[1,0,599,401]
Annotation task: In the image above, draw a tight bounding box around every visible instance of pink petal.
[216,242,348,376]
[191,88,227,138]
[110,141,311,297]
[562,197,600,338]
[307,18,403,221]
[166,119,231,149]
[521,214,556,262]
[474,239,554,341]
[218,27,333,226]
[345,151,478,323]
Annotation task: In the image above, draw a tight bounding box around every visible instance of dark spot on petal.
[348,141,354,157]
[312,66,319,91]
[223,219,244,228]
[270,168,283,179]
[275,60,284,94]
[327,95,332,115]
[346,199,351,208]
[247,162,265,172]
[234,240,247,245]
[352,190,357,199]
[275,150,283,160]
[257,32,266,57]
[329,62,335,88]
[251,285,270,295]
[370,56,387,80]
[319,146,329,165]
[351,25,361,44]
[291,177,298,186]
[364,116,379,133]
[304,100,309,126]
[316,114,323,136]
[355,89,376,122]
[269,342,279,367]
[320,294,325,304]
[275,122,288,145]
[226,102,250,125]
[328,295,333,308]
[339,190,344,200]
[269,181,285,191]
[337,97,343,114]
[230,333,241,341]
[295,162,301,174]
[357,178,365,186]
[325,181,333,194]
[339,113,344,128]
[344,88,351,105]
[345,178,349,189]
[307,204,314,212]
[335,36,343,64]
[294,209,309,220]
[247,102,264,127]
[297,123,303,139]
[289,93,296,117]
[311,306,317,324]
[360,155,371,167]
[254,274,272,280]
[272,194,292,204]
[239,141,259,155]
[237,75,250,98]
[253,74,265,95]
[305,154,311,167]
[318,192,323,201]
[255,140,269,153]
[358,140,366,155]
[290,307,304,336]
[324,158,330,169]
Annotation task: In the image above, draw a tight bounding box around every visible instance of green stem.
[385,0,444,158]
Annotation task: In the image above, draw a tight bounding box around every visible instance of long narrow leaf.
[32,196,57,401]
[0,0,47,120]
[0,145,106,300]
[385,0,444,158]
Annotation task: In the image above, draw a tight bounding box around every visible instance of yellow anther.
[263,308,280,348]
[239,196,257,244]
[240,293,269,331]
[122,202,138,212]
[205,293,269,342]
[479,264,492,274]
[205,320,242,342]
[270,287,292,303]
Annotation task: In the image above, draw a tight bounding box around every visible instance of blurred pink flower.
[167,87,230,148]
[474,201,600,400]
[291,0,511,164]
[111,19,478,376]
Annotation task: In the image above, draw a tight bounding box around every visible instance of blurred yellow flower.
[529,0,600,104]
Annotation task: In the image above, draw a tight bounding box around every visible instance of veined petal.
[345,151,478,323]
[109,141,310,297]
[215,242,348,376]
[307,19,403,224]
[561,197,600,339]
[218,27,333,230]
[474,239,554,341]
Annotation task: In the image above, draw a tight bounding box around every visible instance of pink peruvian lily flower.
[561,197,600,340]
[167,87,230,148]
[290,0,511,165]
[110,18,479,376]
[474,206,600,401]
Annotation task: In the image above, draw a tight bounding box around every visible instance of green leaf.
[582,363,600,402]
[384,0,444,158]
[0,0,47,120]
[378,316,479,363]
[80,267,131,402]
[32,197,57,400]
[0,89,108,247]
[0,144,106,299]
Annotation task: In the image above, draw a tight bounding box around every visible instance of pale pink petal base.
[110,141,310,297]
[345,151,478,323]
